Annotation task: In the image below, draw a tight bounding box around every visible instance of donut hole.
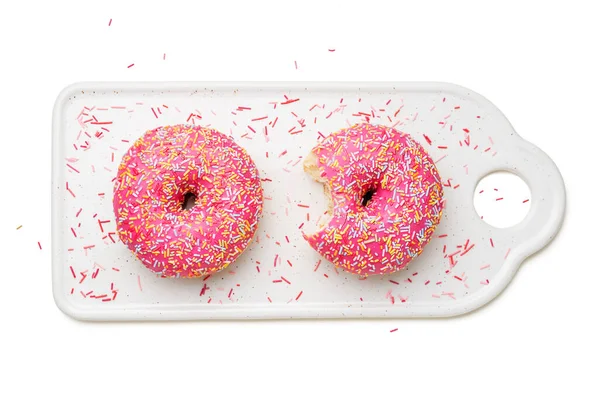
[182,191,197,210]
[361,188,376,207]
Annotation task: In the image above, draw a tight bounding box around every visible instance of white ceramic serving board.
[52,82,565,321]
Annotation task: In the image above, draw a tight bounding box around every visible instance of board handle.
[486,140,566,258]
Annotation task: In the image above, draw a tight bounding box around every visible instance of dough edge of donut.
[303,150,334,236]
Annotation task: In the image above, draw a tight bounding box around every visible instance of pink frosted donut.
[113,125,263,278]
[303,123,443,276]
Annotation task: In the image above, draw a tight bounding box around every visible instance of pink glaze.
[304,123,444,275]
[113,125,263,277]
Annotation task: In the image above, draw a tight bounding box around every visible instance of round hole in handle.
[473,171,532,228]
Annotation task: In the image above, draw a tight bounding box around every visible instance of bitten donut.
[303,123,443,276]
[113,124,263,278]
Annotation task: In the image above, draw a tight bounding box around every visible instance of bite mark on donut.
[303,151,334,233]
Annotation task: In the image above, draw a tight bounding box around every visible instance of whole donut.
[303,123,443,275]
[113,124,263,277]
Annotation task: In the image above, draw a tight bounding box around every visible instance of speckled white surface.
[51,82,565,320]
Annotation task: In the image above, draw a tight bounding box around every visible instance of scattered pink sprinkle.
[294,60,298,69]
[67,164,80,173]
[314,260,321,272]
[37,242,42,250]
[127,63,134,69]
[137,275,143,291]
[108,18,112,26]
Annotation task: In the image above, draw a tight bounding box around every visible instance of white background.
[0,0,597,399]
